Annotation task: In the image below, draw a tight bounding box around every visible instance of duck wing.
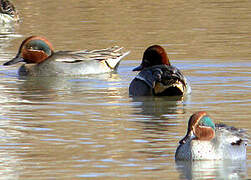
[215,123,248,146]
[136,65,188,95]
[54,46,130,69]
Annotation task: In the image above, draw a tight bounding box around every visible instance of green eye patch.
[200,116,215,130]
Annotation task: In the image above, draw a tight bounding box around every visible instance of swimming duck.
[3,36,130,76]
[0,0,19,24]
[129,45,190,96]
[175,111,248,160]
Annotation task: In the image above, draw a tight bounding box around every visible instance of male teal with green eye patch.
[175,111,248,160]
[3,36,130,76]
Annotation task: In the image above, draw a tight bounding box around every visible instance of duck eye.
[143,59,150,66]
[26,44,43,51]
[26,44,33,50]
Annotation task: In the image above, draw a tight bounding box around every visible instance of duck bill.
[3,57,24,66]
[132,64,143,71]
[179,131,195,144]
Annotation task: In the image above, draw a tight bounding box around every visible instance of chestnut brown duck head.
[129,45,191,96]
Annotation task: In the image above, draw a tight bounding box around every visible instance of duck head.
[179,111,216,144]
[3,36,54,66]
[133,45,170,71]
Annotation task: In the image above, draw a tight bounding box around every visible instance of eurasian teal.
[3,36,130,76]
[0,0,19,24]
[175,111,248,160]
[129,45,191,96]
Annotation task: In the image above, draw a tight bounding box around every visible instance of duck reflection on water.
[131,95,189,118]
[176,159,247,179]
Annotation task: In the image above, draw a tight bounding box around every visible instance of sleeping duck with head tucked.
[3,36,130,76]
[129,45,191,97]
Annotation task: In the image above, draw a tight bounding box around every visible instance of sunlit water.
[0,0,251,179]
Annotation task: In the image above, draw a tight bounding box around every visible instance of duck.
[129,45,191,96]
[175,111,248,160]
[3,36,130,76]
[0,0,19,24]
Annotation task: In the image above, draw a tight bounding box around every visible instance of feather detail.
[215,123,248,146]
[54,46,130,65]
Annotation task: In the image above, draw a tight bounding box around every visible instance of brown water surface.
[0,0,251,179]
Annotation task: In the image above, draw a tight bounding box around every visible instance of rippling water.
[0,0,251,179]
